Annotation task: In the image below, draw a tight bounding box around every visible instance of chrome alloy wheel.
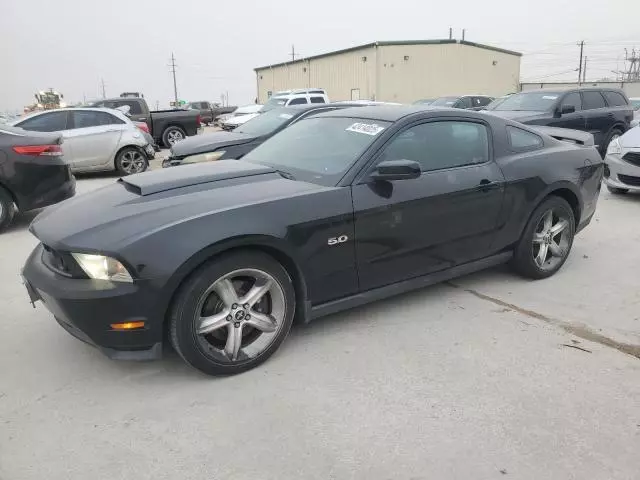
[120,150,146,174]
[167,129,184,145]
[532,209,571,271]
[194,269,286,363]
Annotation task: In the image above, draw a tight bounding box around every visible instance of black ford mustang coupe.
[22,106,603,376]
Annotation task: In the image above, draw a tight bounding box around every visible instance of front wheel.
[115,147,147,176]
[512,196,575,279]
[169,251,296,376]
[162,126,186,148]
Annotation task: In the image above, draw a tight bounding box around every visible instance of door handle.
[477,179,501,191]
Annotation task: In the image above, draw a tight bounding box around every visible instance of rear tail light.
[136,123,150,134]
[197,114,202,125]
[13,145,63,156]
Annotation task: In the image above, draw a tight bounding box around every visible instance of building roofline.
[254,39,521,71]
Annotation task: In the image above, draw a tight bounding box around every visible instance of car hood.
[620,125,640,148]
[486,110,549,122]
[29,160,325,252]
[226,113,259,126]
[170,131,256,157]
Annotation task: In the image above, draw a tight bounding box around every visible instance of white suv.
[262,89,329,111]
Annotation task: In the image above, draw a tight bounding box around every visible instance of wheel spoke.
[549,219,568,236]
[542,210,553,232]
[241,278,273,307]
[548,241,564,258]
[198,310,230,335]
[535,243,549,267]
[532,232,546,244]
[214,278,239,308]
[224,324,243,360]
[246,311,277,333]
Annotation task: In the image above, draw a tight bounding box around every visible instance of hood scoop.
[119,160,274,196]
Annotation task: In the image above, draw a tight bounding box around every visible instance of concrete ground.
[0,174,639,480]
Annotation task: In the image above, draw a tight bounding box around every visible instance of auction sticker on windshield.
[279,114,294,119]
[542,95,558,100]
[346,123,385,136]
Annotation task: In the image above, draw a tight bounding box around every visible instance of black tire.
[114,147,148,176]
[512,196,576,280]
[161,126,186,148]
[607,185,629,194]
[601,128,623,158]
[0,186,16,233]
[169,250,296,376]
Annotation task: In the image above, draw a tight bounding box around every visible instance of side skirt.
[310,251,513,320]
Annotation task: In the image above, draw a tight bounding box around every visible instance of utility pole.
[577,40,584,83]
[290,45,296,62]
[582,56,587,83]
[169,53,179,107]
[101,78,106,99]
[155,100,160,110]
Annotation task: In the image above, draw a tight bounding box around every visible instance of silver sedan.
[604,126,640,194]
[12,108,153,175]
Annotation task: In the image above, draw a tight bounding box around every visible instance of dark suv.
[489,88,634,155]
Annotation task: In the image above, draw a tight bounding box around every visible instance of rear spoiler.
[530,126,595,147]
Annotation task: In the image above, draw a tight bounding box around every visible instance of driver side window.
[378,121,489,172]
[561,92,582,111]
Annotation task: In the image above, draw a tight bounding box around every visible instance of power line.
[169,53,179,107]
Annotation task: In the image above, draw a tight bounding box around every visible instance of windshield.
[261,96,289,112]
[484,96,509,110]
[243,116,391,186]
[430,97,459,106]
[235,108,296,136]
[495,92,561,111]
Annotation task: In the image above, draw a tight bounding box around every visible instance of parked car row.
[187,101,237,126]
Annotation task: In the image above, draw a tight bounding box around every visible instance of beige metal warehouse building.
[254,39,521,104]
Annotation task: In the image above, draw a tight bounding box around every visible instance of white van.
[262,89,329,111]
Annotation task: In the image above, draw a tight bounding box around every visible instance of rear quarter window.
[507,126,543,151]
[602,91,628,107]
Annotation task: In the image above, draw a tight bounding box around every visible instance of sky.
[1,0,639,113]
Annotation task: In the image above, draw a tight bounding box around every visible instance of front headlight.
[607,137,622,156]
[183,150,226,164]
[71,253,133,283]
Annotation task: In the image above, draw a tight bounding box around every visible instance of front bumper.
[604,151,640,191]
[22,244,163,360]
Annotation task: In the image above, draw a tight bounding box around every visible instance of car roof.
[312,105,484,122]
[520,87,625,94]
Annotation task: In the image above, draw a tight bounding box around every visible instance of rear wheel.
[607,185,629,194]
[0,186,15,233]
[169,251,296,376]
[162,126,186,148]
[115,147,147,176]
[512,196,575,279]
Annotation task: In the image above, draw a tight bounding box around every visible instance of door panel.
[353,163,505,291]
[63,127,122,169]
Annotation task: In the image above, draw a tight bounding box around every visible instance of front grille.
[618,174,640,187]
[622,151,640,167]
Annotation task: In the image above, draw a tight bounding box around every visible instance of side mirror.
[371,160,421,181]
[560,105,575,115]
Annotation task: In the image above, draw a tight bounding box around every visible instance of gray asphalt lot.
[1,173,639,480]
